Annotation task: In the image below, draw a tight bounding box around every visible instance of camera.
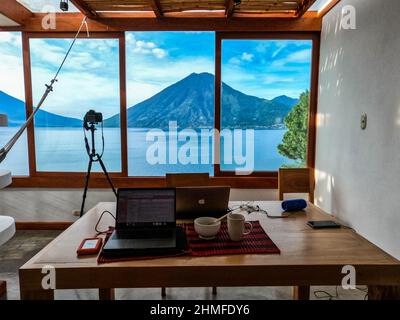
[60,0,69,12]
[83,110,103,130]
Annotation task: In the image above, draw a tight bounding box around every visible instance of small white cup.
[227,213,252,241]
[194,217,221,240]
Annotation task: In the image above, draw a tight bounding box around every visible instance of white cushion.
[0,216,15,247]
[0,169,11,189]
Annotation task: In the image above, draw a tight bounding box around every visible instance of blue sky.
[1,31,312,119]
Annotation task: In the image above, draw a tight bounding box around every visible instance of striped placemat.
[185,221,280,256]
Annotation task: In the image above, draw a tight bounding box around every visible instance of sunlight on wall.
[315,168,334,209]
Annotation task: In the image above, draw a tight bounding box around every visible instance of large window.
[125,32,215,176]
[0,30,318,188]
[218,36,313,173]
[29,35,122,172]
[0,32,29,176]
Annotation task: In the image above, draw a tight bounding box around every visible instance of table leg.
[20,288,54,300]
[293,286,310,300]
[0,281,7,300]
[368,286,400,300]
[99,288,115,300]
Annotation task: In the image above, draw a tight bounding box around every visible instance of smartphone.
[307,221,341,229]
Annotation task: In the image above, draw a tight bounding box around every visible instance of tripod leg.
[97,156,117,197]
[80,157,93,217]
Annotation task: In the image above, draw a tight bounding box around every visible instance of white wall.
[0,188,278,221]
[315,0,400,259]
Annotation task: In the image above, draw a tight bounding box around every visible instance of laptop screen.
[116,189,176,228]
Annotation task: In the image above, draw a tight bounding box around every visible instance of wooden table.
[19,201,400,300]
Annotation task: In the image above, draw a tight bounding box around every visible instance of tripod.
[80,123,117,217]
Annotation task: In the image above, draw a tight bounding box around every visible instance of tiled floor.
[0,231,367,300]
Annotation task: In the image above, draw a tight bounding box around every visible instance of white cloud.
[0,32,25,100]
[272,49,312,67]
[241,52,254,62]
[228,57,241,65]
[152,48,167,59]
[264,75,295,84]
[127,34,168,59]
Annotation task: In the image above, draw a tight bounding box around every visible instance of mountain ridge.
[0,73,299,129]
[105,72,299,129]
[0,90,82,127]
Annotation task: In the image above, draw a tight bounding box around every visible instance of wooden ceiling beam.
[225,0,235,18]
[148,0,163,18]
[10,13,321,32]
[0,0,33,25]
[318,0,341,17]
[70,0,98,19]
[296,0,318,18]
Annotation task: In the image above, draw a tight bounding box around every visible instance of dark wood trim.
[21,32,36,176]
[119,33,128,176]
[318,0,341,17]
[307,33,320,170]
[214,32,222,177]
[70,0,98,19]
[296,0,319,18]
[215,32,320,177]
[148,0,163,18]
[15,221,73,230]
[293,285,310,300]
[368,286,400,300]
[25,31,124,39]
[0,0,33,26]
[225,0,235,18]
[9,176,277,189]
[0,280,6,300]
[99,288,115,300]
[17,13,321,32]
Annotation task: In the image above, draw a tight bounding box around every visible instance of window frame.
[7,31,320,189]
[214,32,320,179]
[22,31,128,178]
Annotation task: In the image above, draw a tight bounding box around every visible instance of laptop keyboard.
[115,229,174,239]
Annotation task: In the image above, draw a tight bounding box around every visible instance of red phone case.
[77,237,103,256]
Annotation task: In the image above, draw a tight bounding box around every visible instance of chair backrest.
[278,168,314,203]
[166,173,210,187]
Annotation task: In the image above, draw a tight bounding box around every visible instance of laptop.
[102,188,178,256]
[176,186,230,219]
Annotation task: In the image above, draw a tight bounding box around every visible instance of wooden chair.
[163,173,217,297]
[279,167,314,299]
[278,168,314,203]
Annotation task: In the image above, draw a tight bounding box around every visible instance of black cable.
[94,210,116,235]
[314,286,339,300]
[0,16,88,163]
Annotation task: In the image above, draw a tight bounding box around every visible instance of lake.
[0,127,296,176]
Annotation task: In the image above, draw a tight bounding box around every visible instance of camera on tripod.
[80,109,117,217]
[83,109,103,130]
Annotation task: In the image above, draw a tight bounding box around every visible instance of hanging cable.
[0,16,89,164]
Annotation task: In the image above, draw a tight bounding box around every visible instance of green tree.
[277,90,309,167]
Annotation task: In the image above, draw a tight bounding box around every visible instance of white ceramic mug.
[227,213,252,241]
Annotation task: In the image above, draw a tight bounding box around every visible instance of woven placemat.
[97,221,280,264]
[186,221,280,256]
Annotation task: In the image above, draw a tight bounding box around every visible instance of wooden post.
[293,285,310,300]
[99,288,115,300]
[0,281,7,300]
